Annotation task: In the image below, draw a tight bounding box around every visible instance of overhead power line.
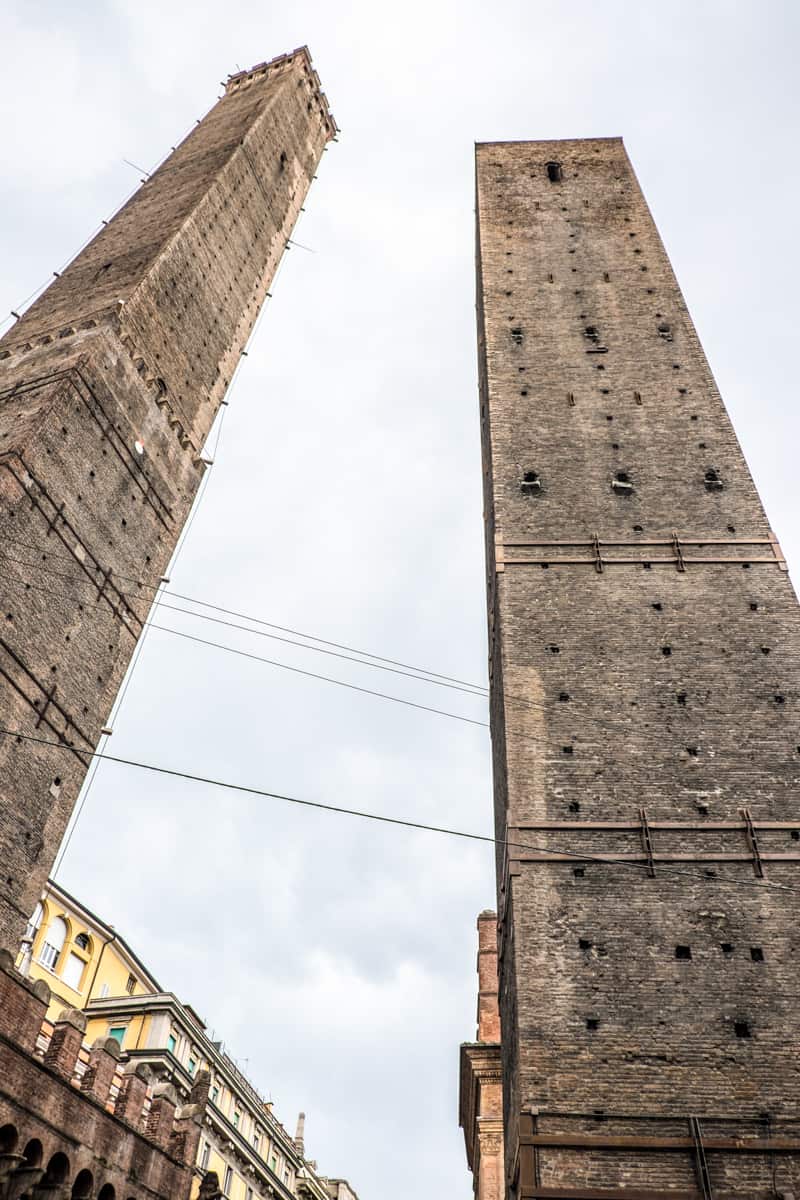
[148,623,489,727]
[1,554,796,753]
[0,536,484,693]
[1,726,794,895]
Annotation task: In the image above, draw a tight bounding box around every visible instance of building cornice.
[87,995,303,1164]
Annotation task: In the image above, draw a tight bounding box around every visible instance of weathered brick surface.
[476,139,800,1197]
[0,49,335,949]
[0,956,197,1200]
[460,915,503,1200]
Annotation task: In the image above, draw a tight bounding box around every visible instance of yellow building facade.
[20,882,355,1200]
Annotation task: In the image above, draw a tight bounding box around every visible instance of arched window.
[71,1169,94,1200]
[62,952,88,992]
[0,1124,18,1154]
[22,1139,43,1168]
[39,916,68,971]
[44,1152,70,1187]
[74,932,91,951]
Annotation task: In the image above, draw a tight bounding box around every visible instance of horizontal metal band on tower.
[505,808,795,878]
[494,533,787,573]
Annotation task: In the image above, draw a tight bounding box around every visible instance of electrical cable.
[51,378,232,880]
[0,542,486,691]
[148,622,489,726]
[0,555,795,752]
[2,726,794,895]
[48,199,314,874]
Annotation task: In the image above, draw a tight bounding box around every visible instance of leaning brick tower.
[476,139,800,1198]
[0,49,336,948]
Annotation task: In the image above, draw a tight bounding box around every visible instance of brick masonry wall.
[0,49,335,950]
[476,139,800,1198]
[0,952,197,1200]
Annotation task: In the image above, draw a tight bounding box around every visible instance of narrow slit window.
[546,161,562,182]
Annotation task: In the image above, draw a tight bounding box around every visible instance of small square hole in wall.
[573,866,585,878]
[721,943,734,957]
[579,938,592,951]
[750,947,764,962]
[675,945,692,960]
[734,1020,751,1039]
[586,1018,599,1031]
[568,800,580,813]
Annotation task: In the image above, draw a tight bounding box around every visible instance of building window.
[74,931,91,951]
[200,1142,211,1170]
[188,1057,197,1075]
[253,1131,260,1154]
[62,951,87,991]
[211,1086,220,1104]
[233,1110,241,1129]
[125,973,136,995]
[223,1166,233,1196]
[108,1026,126,1046]
[270,1157,278,1173]
[38,916,67,971]
[99,982,110,998]
[167,1034,177,1054]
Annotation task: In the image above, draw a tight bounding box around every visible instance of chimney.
[294,1112,306,1157]
[476,910,500,1043]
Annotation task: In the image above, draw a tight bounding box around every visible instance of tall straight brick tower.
[476,138,800,1199]
[0,49,335,949]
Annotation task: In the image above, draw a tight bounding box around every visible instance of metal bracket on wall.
[1,454,144,637]
[507,817,797,877]
[494,532,788,574]
[740,806,765,878]
[688,1116,714,1200]
[0,636,92,764]
[639,807,656,877]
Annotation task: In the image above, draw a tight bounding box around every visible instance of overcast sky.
[2,3,799,1198]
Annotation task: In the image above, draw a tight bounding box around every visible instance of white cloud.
[2,2,799,1199]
